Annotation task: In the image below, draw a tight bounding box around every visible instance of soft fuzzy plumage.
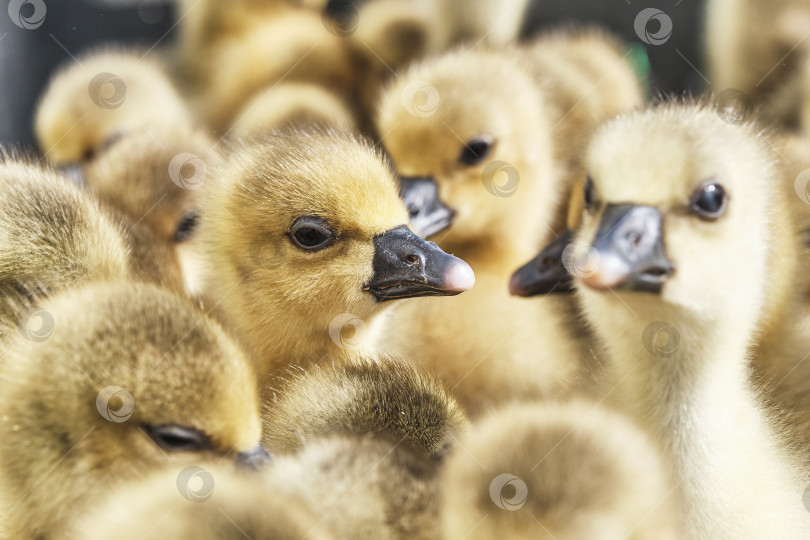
[200,129,455,394]
[0,156,186,303]
[272,434,441,539]
[442,400,680,539]
[72,462,333,540]
[230,82,356,136]
[574,101,810,538]
[81,126,221,296]
[0,158,130,296]
[374,29,641,415]
[35,49,191,165]
[0,282,262,538]
[262,355,467,457]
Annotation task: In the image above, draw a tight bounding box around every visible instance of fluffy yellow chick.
[200,129,473,394]
[35,48,191,167]
[573,101,810,538]
[0,282,266,538]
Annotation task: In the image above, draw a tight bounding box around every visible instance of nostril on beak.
[540,256,556,270]
[404,253,423,267]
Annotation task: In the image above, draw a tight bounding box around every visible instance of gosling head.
[377,49,556,258]
[202,129,474,362]
[82,127,220,295]
[572,102,775,338]
[35,49,190,169]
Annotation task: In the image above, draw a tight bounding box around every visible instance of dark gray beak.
[509,230,575,297]
[399,176,456,238]
[579,204,675,294]
[364,225,474,302]
[236,444,272,470]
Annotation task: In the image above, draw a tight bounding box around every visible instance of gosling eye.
[583,176,595,210]
[689,182,728,221]
[289,217,336,251]
[145,424,210,452]
[458,135,495,166]
[174,211,199,243]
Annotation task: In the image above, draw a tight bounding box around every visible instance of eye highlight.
[689,182,728,221]
[145,424,210,452]
[289,216,336,251]
[458,135,495,166]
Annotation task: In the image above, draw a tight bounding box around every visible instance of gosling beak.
[57,164,85,187]
[364,225,474,302]
[509,230,575,297]
[236,444,272,470]
[579,204,675,294]
[399,176,456,238]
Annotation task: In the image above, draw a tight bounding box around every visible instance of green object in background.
[626,43,651,100]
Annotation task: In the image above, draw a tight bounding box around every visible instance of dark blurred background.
[0,0,707,150]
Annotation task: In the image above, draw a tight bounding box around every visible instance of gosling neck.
[593,300,810,538]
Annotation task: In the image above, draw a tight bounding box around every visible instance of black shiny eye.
[458,135,495,166]
[583,176,595,209]
[145,424,210,452]
[174,211,199,242]
[289,217,336,251]
[690,182,728,220]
